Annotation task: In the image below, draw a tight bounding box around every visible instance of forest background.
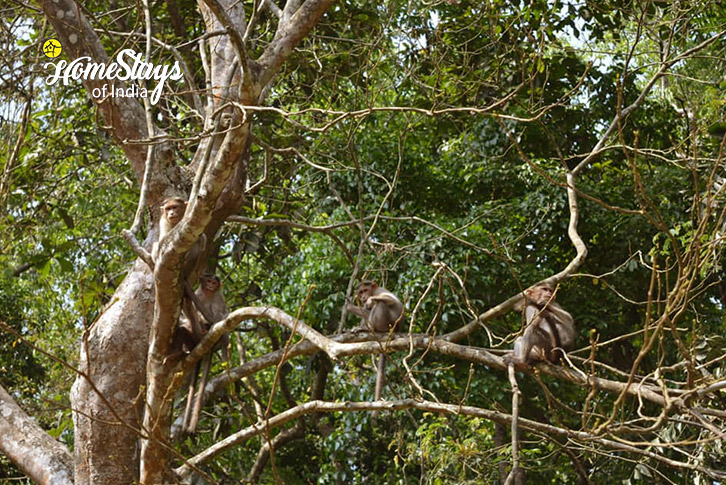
[0,0,725,483]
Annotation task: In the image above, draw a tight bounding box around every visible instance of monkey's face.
[356,282,377,304]
[527,285,554,307]
[162,200,185,226]
[201,276,221,293]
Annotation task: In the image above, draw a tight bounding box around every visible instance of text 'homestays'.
[45,49,183,105]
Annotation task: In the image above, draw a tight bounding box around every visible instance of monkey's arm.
[547,304,574,324]
[509,326,542,367]
[219,298,229,318]
[345,300,375,333]
[344,302,369,320]
[524,305,543,325]
[505,306,542,367]
[185,283,215,325]
[182,297,206,341]
[544,304,576,351]
[367,293,399,305]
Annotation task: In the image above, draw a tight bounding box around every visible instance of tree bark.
[0,385,74,485]
[36,0,338,481]
[70,263,155,484]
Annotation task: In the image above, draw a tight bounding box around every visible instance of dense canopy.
[0,0,725,483]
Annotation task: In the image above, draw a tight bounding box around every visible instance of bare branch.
[185,306,349,366]
[39,0,153,173]
[201,0,251,87]
[572,28,726,176]
[205,329,720,418]
[506,365,523,485]
[120,230,154,269]
[263,0,282,19]
[176,398,726,481]
[126,0,156,237]
[228,215,354,264]
[97,29,205,116]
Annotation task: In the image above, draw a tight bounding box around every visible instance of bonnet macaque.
[153,197,203,271]
[345,280,403,333]
[504,283,575,369]
[155,197,209,355]
[345,280,404,406]
[182,274,230,434]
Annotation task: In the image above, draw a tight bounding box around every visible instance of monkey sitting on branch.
[345,280,404,408]
[504,283,575,370]
[182,273,229,434]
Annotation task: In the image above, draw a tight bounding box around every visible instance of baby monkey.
[345,280,404,407]
[504,283,575,370]
[183,274,230,434]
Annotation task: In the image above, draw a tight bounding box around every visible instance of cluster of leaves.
[226,2,726,483]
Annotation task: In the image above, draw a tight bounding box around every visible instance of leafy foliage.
[1,0,726,483]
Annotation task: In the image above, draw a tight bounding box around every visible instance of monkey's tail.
[372,354,387,418]
[182,361,201,433]
[187,353,212,434]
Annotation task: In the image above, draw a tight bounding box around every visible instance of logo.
[44,49,183,105]
[43,39,62,58]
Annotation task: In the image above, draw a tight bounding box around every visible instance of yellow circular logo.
[43,39,62,58]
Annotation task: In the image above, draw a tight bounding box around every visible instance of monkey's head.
[525,284,555,308]
[355,280,379,304]
[200,274,221,294]
[161,197,186,227]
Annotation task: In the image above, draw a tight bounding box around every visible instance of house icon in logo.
[43,39,62,58]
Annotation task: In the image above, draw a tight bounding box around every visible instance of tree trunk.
[37,0,337,480]
[70,262,154,484]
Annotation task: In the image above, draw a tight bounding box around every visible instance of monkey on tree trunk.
[345,280,404,409]
[504,283,575,370]
[153,197,209,356]
[182,273,229,434]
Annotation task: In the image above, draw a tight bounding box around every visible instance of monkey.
[154,197,209,357]
[154,198,181,256]
[344,280,404,408]
[182,274,230,434]
[345,280,403,333]
[504,283,575,370]
[155,197,208,285]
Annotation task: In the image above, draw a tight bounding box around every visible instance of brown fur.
[505,284,575,369]
[183,274,230,434]
[345,280,404,407]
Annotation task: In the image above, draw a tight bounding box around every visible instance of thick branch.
[205,330,710,418]
[186,306,349,368]
[0,384,74,485]
[201,0,251,84]
[39,0,153,176]
[256,0,335,88]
